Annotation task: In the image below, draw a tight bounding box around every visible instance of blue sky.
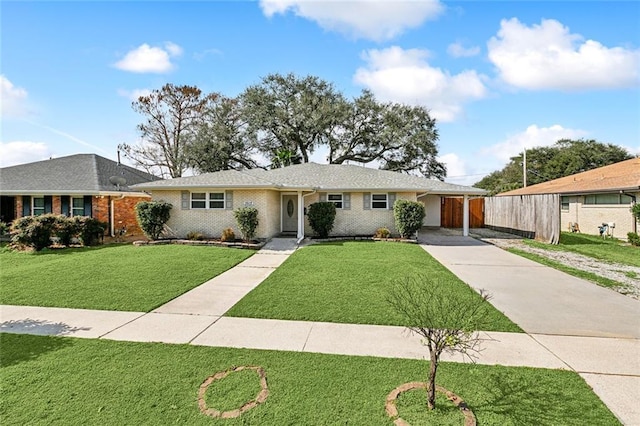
[2,0,639,185]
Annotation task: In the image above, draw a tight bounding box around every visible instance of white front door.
[282,195,298,233]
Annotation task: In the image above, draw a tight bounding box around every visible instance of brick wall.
[561,192,639,239]
[113,196,149,236]
[303,191,417,237]
[151,189,423,239]
[152,189,281,239]
[15,197,22,219]
[52,196,61,214]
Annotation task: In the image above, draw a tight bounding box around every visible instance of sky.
[2,0,639,185]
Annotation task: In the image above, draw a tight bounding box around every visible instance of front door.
[282,195,297,233]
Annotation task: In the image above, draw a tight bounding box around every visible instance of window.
[209,192,225,209]
[584,193,633,205]
[191,193,206,209]
[33,197,45,216]
[560,196,569,212]
[328,193,343,209]
[72,197,85,216]
[372,193,388,209]
[191,192,225,209]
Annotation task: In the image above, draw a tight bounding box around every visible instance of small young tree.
[393,200,425,238]
[307,202,336,238]
[234,207,259,241]
[135,201,172,240]
[387,275,491,410]
[631,203,640,222]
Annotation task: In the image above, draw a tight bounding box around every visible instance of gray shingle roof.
[0,154,161,195]
[133,163,485,195]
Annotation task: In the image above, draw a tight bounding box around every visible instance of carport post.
[463,195,469,237]
[297,190,304,240]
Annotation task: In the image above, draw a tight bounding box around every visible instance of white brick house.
[132,163,486,240]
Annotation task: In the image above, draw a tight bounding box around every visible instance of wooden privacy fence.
[484,194,560,244]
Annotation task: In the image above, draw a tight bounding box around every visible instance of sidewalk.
[1,236,639,424]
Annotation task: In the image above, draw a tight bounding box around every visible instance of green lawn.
[524,232,640,267]
[0,333,619,425]
[226,242,522,332]
[0,244,252,311]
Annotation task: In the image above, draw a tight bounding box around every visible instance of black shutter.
[44,196,53,214]
[61,196,70,216]
[22,196,31,216]
[83,196,93,217]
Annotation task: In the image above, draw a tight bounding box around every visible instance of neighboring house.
[499,158,639,239]
[132,162,486,240]
[0,154,161,236]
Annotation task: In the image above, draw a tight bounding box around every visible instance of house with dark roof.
[499,158,639,238]
[132,162,486,240]
[0,154,161,236]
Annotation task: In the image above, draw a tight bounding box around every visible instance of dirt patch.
[198,366,268,419]
[386,382,476,426]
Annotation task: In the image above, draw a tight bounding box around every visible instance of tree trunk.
[426,350,439,410]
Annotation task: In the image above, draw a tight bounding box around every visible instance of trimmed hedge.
[393,200,425,238]
[135,201,172,240]
[234,207,259,241]
[307,202,336,238]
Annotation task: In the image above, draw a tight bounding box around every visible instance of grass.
[523,232,640,267]
[507,248,627,291]
[0,333,620,425]
[226,241,522,332]
[0,244,252,311]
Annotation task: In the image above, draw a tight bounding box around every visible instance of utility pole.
[523,148,527,188]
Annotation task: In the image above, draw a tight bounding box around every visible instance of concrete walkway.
[1,236,639,424]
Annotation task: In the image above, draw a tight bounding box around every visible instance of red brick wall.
[113,196,149,236]
[92,197,110,224]
[52,196,62,215]
[15,197,22,219]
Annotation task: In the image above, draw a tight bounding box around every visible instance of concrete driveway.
[419,232,640,339]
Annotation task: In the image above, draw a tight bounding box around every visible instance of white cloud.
[438,153,470,183]
[447,42,480,58]
[354,46,488,122]
[1,75,28,118]
[488,18,640,90]
[259,0,443,41]
[0,141,52,167]
[114,42,183,73]
[117,88,152,102]
[481,124,588,164]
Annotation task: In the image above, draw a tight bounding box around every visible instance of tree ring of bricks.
[385,382,477,426]
[198,365,269,419]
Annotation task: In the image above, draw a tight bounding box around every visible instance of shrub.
[0,221,9,235]
[221,228,236,242]
[374,227,391,239]
[76,217,107,246]
[135,201,172,240]
[55,215,81,246]
[393,200,425,239]
[307,202,336,239]
[234,207,259,241]
[10,214,59,251]
[628,232,640,247]
[632,204,640,222]
[186,231,204,241]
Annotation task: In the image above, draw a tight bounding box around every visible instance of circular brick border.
[385,382,476,426]
[198,366,269,419]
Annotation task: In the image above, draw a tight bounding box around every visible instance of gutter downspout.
[110,194,126,237]
[298,189,317,244]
